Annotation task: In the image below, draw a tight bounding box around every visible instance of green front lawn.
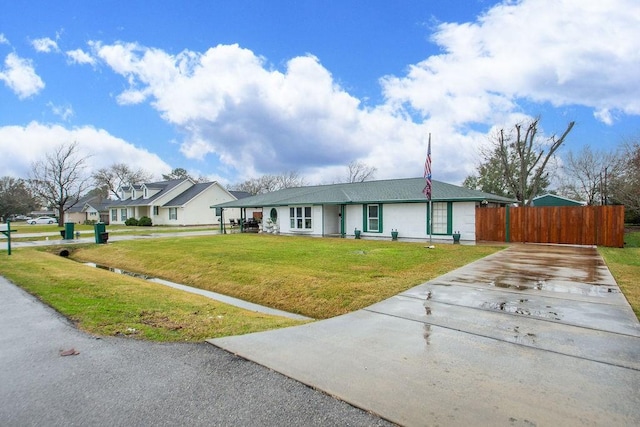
[0,249,306,341]
[600,230,640,320]
[69,234,501,319]
[0,235,502,341]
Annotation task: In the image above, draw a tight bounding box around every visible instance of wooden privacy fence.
[476,205,625,247]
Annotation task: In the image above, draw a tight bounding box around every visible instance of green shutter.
[426,203,430,234]
[447,202,453,234]
[362,205,368,231]
[378,204,383,233]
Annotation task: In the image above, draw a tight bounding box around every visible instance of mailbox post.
[1,220,18,255]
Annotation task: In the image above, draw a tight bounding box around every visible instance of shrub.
[124,217,139,226]
[138,216,152,226]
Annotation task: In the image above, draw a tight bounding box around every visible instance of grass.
[0,250,305,341]
[599,231,640,320]
[68,234,502,319]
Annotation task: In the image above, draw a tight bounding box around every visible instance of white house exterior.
[108,179,247,226]
[213,178,514,241]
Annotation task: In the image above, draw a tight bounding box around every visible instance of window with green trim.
[111,209,117,221]
[153,206,159,216]
[290,206,312,230]
[363,204,382,232]
[121,208,128,221]
[431,202,449,234]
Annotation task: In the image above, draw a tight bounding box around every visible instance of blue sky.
[1,0,638,187]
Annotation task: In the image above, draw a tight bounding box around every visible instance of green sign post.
[1,220,18,255]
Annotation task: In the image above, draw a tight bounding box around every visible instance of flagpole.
[423,132,433,244]
[429,199,432,243]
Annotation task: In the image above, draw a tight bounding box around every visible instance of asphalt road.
[0,278,392,426]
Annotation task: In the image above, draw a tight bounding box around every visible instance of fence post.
[505,205,510,243]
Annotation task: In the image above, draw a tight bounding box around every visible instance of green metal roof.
[531,193,585,207]
[212,177,516,208]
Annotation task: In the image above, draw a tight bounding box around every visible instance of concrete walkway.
[209,245,640,426]
[5,228,222,249]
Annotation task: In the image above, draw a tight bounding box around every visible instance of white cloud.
[87,40,522,184]
[0,34,9,45]
[0,53,45,99]
[47,102,74,121]
[0,122,172,180]
[381,0,640,126]
[81,0,639,184]
[31,37,59,53]
[66,49,96,65]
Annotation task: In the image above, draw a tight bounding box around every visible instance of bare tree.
[93,163,153,200]
[610,140,640,217]
[231,171,306,195]
[558,145,621,205]
[274,170,306,189]
[495,117,575,205]
[29,142,91,226]
[346,160,377,183]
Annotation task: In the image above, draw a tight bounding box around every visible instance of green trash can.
[64,222,75,240]
[94,222,106,243]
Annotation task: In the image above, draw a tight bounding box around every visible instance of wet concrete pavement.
[210,244,640,426]
[0,277,392,426]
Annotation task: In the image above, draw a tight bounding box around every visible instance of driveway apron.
[209,244,640,426]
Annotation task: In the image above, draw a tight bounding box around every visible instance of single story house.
[108,178,248,226]
[212,177,515,241]
[531,194,585,207]
[65,194,111,224]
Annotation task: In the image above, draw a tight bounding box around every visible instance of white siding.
[344,204,362,236]
[272,201,475,241]
[452,202,476,241]
[322,205,340,235]
[180,186,222,225]
[380,203,427,238]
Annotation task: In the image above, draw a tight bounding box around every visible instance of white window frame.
[432,202,448,234]
[169,207,178,220]
[290,206,312,230]
[121,208,128,221]
[367,204,380,232]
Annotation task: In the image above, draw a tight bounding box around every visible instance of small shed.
[531,194,585,207]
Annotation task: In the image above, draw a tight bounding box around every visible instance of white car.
[27,216,56,224]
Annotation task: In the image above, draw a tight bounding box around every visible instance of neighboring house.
[531,194,585,207]
[65,195,111,224]
[108,178,244,226]
[212,177,514,241]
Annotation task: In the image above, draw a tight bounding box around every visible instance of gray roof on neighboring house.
[66,194,110,213]
[164,182,214,207]
[108,179,187,207]
[213,177,516,208]
[229,190,252,200]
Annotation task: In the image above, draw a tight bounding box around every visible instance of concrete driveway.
[210,244,640,426]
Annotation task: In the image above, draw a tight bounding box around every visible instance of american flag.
[423,133,432,200]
